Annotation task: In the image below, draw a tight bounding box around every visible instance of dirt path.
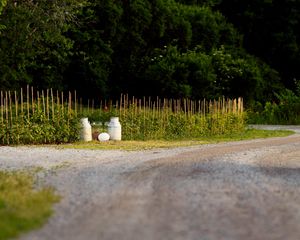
[1,126,299,240]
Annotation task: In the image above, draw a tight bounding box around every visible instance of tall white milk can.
[80,118,92,141]
[108,117,122,140]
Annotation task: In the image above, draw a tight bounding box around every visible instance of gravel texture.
[0,125,300,240]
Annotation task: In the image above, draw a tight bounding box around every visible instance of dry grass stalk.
[14,91,18,119]
[42,90,45,116]
[20,88,23,115]
[51,89,54,120]
[46,89,49,120]
[27,85,30,118]
[61,91,64,118]
[1,91,3,124]
[9,91,12,126]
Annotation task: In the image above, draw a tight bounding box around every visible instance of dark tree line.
[215,0,300,89]
[0,0,299,103]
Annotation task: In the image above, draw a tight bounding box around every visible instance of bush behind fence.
[0,87,245,145]
[116,95,245,140]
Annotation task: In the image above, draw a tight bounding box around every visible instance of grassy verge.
[59,129,294,151]
[202,129,294,142]
[0,171,59,240]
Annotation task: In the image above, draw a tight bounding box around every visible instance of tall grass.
[0,87,245,144]
[119,95,244,140]
[0,87,79,145]
[84,94,245,140]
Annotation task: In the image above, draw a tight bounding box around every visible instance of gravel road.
[1,125,300,240]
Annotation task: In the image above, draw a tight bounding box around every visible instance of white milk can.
[108,117,122,140]
[80,118,92,141]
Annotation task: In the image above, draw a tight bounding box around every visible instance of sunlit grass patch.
[199,129,294,142]
[60,139,208,151]
[58,129,294,151]
[0,171,59,240]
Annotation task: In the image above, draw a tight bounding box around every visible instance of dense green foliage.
[1,0,297,105]
[0,112,79,145]
[82,97,245,140]
[120,111,245,140]
[0,0,6,31]
[248,81,300,124]
[91,109,245,141]
[1,87,245,144]
[0,0,87,90]
[0,100,245,144]
[0,171,59,240]
[0,99,80,145]
[214,0,300,90]
[0,0,6,14]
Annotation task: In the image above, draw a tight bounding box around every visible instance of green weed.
[0,171,59,240]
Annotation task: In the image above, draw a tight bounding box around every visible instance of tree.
[0,0,287,103]
[215,0,300,90]
[143,45,220,98]
[179,4,241,51]
[176,0,221,6]
[0,0,86,90]
[0,0,6,12]
[0,0,7,31]
[64,0,119,98]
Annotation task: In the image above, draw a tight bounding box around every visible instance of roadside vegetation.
[0,171,59,240]
[0,88,246,145]
[1,87,297,146]
[247,82,300,125]
[62,129,293,151]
